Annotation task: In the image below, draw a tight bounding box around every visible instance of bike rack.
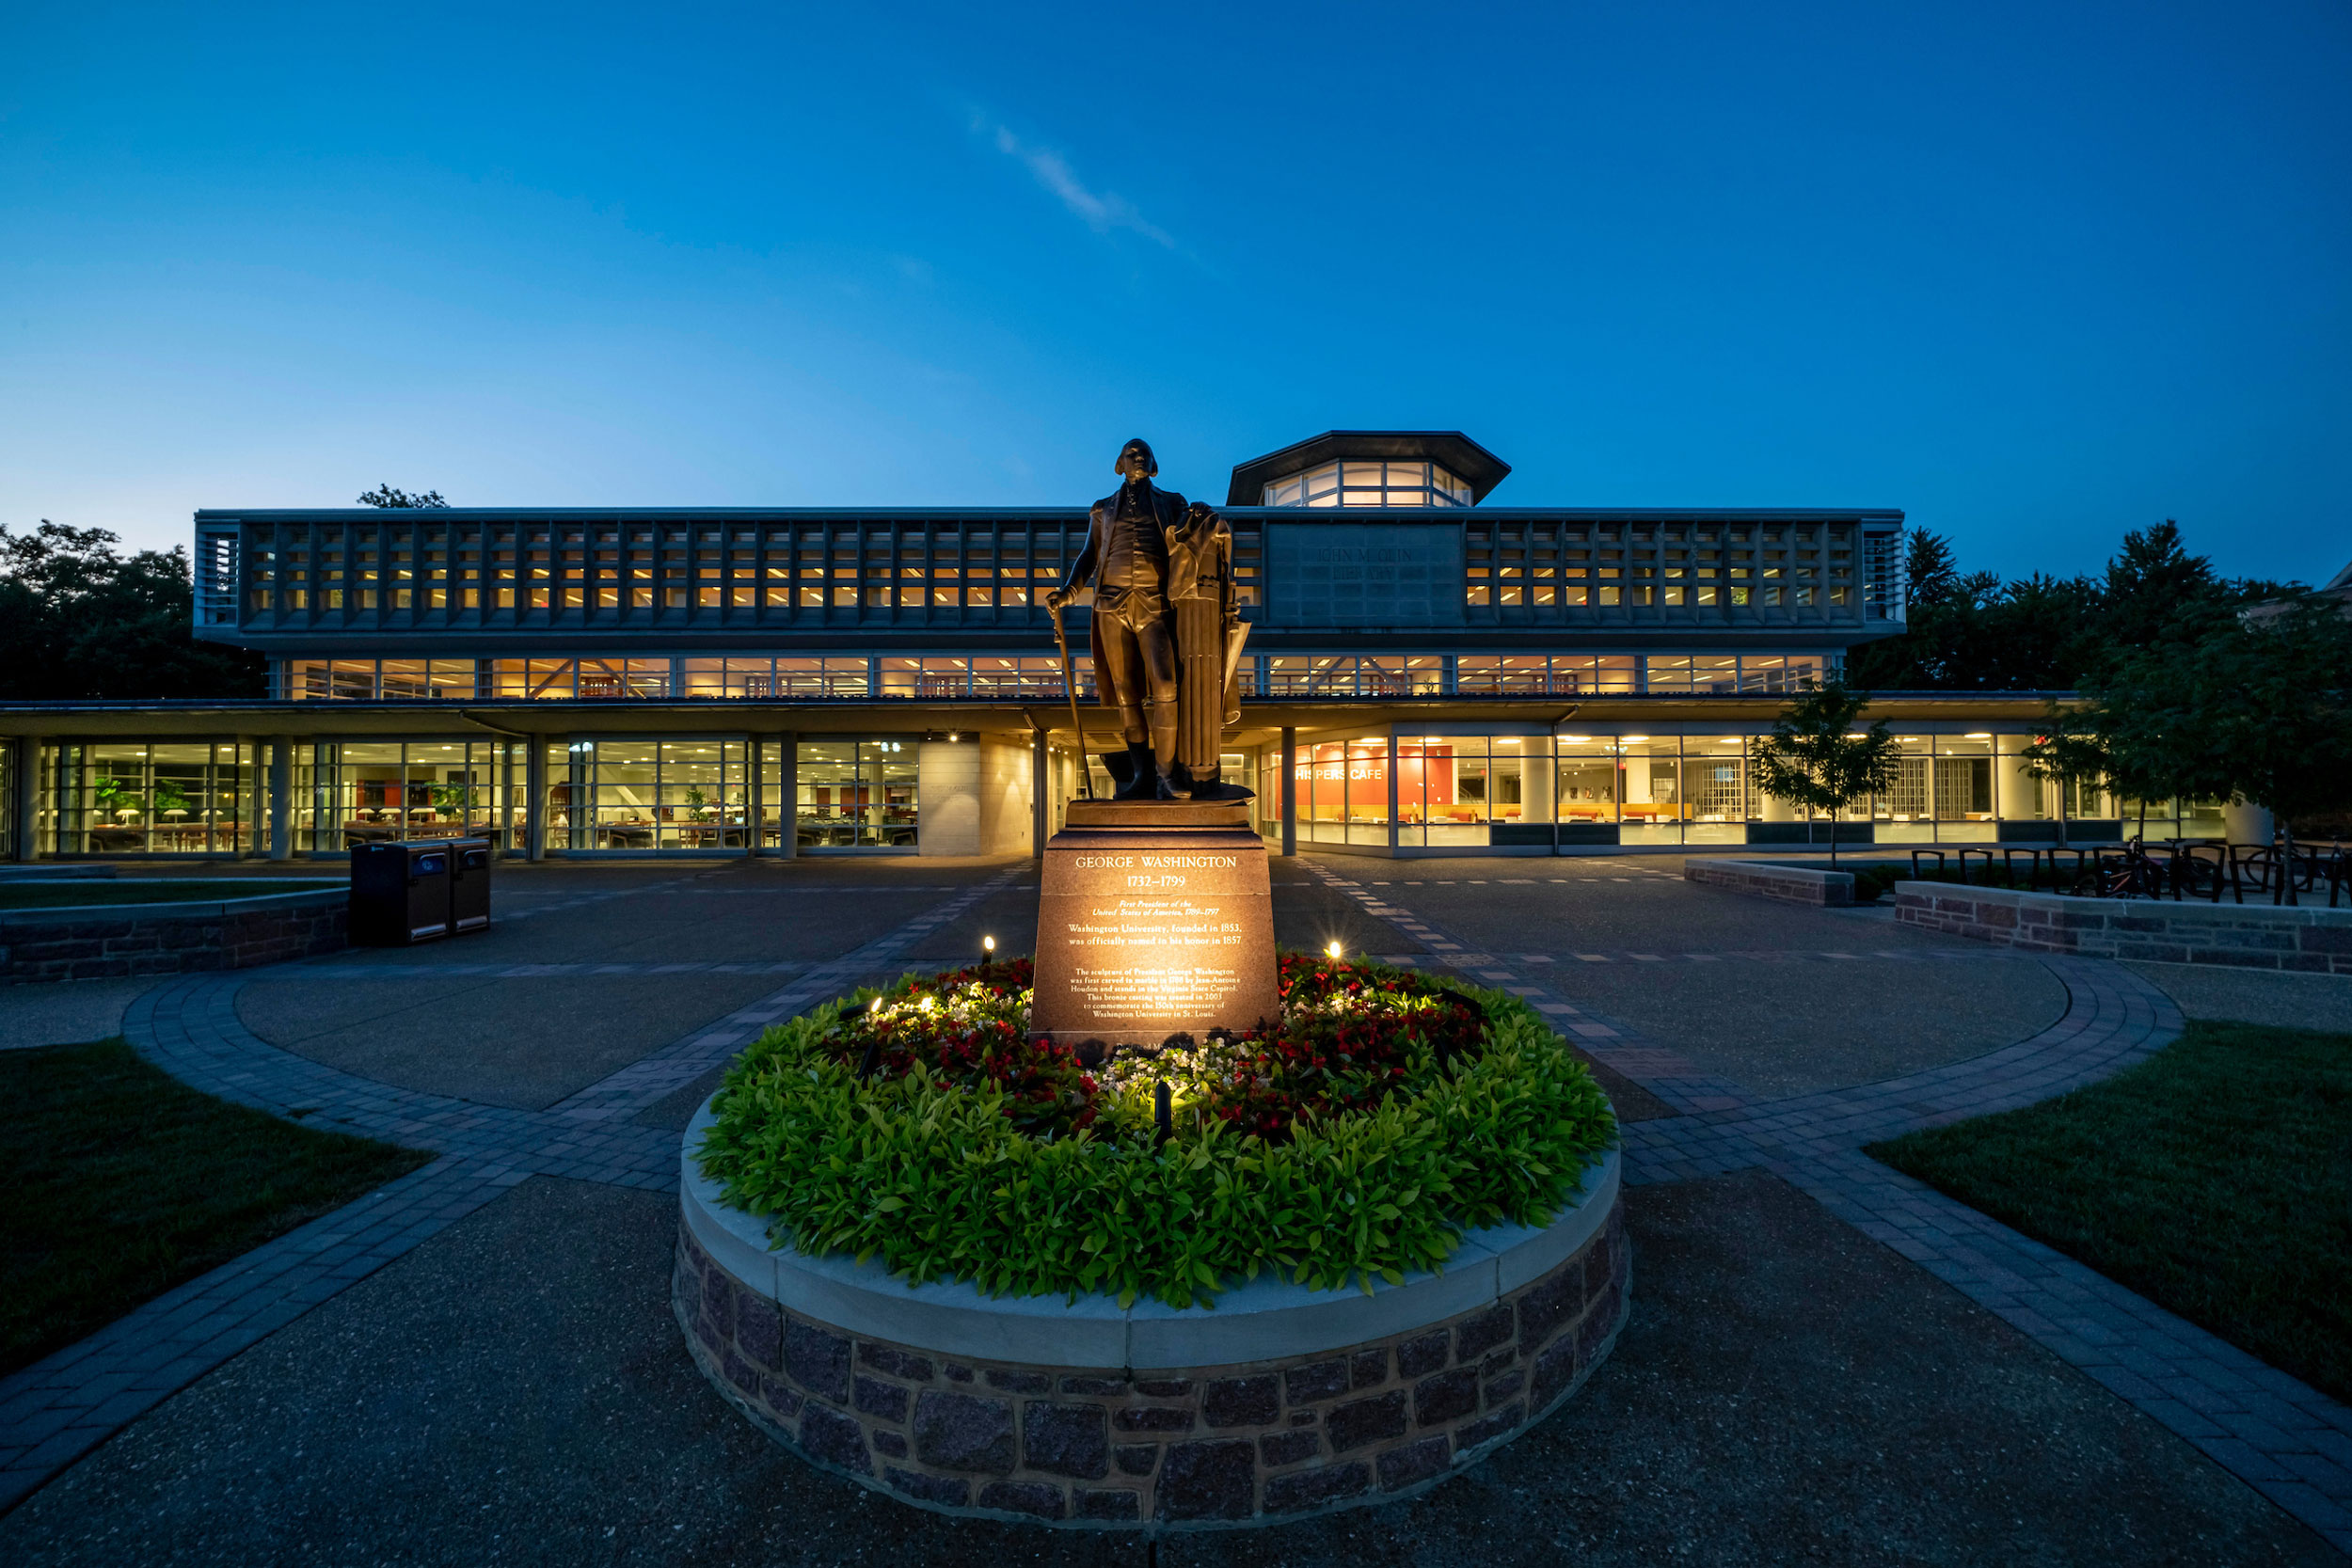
[1909,848,1947,881]
[1954,847,1995,886]
[2003,847,2044,891]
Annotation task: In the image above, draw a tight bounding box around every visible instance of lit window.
[1263,459,1472,508]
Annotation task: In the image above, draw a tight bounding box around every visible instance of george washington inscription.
[1030,801,1280,1047]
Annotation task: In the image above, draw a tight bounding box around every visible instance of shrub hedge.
[696,956,1618,1308]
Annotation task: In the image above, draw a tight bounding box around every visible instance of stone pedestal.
[1031,800,1279,1047]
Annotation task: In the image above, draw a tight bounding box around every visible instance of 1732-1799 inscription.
[1031,821,1279,1047]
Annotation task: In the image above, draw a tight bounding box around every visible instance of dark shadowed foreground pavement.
[3,1172,2328,1568]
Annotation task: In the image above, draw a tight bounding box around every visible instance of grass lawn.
[0,879,338,911]
[1868,1020,2351,1403]
[0,1037,431,1376]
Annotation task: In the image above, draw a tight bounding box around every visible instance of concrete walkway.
[1,854,2344,1562]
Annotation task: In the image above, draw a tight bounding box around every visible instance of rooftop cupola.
[1225,431,1512,509]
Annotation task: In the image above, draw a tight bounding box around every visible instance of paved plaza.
[2,854,2348,1563]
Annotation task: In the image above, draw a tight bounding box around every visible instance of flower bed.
[697,955,1616,1310]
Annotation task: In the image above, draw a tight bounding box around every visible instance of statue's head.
[1115,438,1158,481]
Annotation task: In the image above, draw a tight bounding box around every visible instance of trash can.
[349,841,454,945]
[449,837,492,934]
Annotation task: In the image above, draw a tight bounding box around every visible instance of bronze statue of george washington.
[1045,438,1250,801]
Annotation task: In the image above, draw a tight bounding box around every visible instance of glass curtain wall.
[1294,736,1390,847]
[300,739,512,852]
[564,740,749,849]
[47,741,254,855]
[797,739,919,850]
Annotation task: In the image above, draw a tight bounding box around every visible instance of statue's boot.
[1112,742,1159,801]
[1148,705,1184,800]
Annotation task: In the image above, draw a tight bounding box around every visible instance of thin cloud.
[987,123,1174,248]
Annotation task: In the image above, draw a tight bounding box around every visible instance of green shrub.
[696,960,1617,1309]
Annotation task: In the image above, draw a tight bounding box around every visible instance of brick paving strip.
[0,865,1029,1513]
[1308,860,2352,1551]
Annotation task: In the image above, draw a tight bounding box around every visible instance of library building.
[0,429,2186,863]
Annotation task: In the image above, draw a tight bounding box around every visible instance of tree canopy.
[356,484,448,508]
[2055,594,2352,843]
[1847,520,2295,693]
[0,522,266,702]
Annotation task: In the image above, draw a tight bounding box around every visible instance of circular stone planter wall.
[675,1097,1629,1530]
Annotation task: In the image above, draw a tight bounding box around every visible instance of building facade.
[0,431,2193,863]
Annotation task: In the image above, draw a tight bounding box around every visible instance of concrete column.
[916,740,981,856]
[11,737,40,861]
[1279,726,1297,857]
[269,736,294,860]
[1031,726,1049,857]
[525,740,547,860]
[774,733,798,860]
[1386,733,1401,854]
[1518,741,1554,823]
[497,741,516,857]
[744,732,764,857]
[1996,747,2039,823]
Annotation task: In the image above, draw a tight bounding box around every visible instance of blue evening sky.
[1,2,2345,583]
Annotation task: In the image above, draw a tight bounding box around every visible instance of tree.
[1748,678,1900,865]
[357,484,449,508]
[2156,599,2351,895]
[2053,594,2352,894]
[1845,518,2294,694]
[2020,709,2116,849]
[0,521,264,701]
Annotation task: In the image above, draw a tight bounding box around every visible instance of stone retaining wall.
[1895,882,2352,973]
[1685,858,1853,907]
[0,890,347,983]
[674,1202,1628,1530]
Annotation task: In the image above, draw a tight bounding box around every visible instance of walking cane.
[1048,597,1093,800]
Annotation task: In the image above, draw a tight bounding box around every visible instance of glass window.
[1619,736,1682,846]
[797,738,918,851]
[1345,736,1389,847]
[1555,736,1618,826]
[1877,736,1936,841]
[1934,735,1997,842]
[1262,459,1470,508]
[1397,736,1486,847]
[1297,739,1346,845]
[1685,737,1746,844]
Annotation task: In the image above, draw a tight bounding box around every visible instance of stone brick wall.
[0,893,347,984]
[1895,883,2352,973]
[1685,858,1853,907]
[675,1202,1629,1530]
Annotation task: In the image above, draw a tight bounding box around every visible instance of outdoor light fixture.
[1326,941,1343,960]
